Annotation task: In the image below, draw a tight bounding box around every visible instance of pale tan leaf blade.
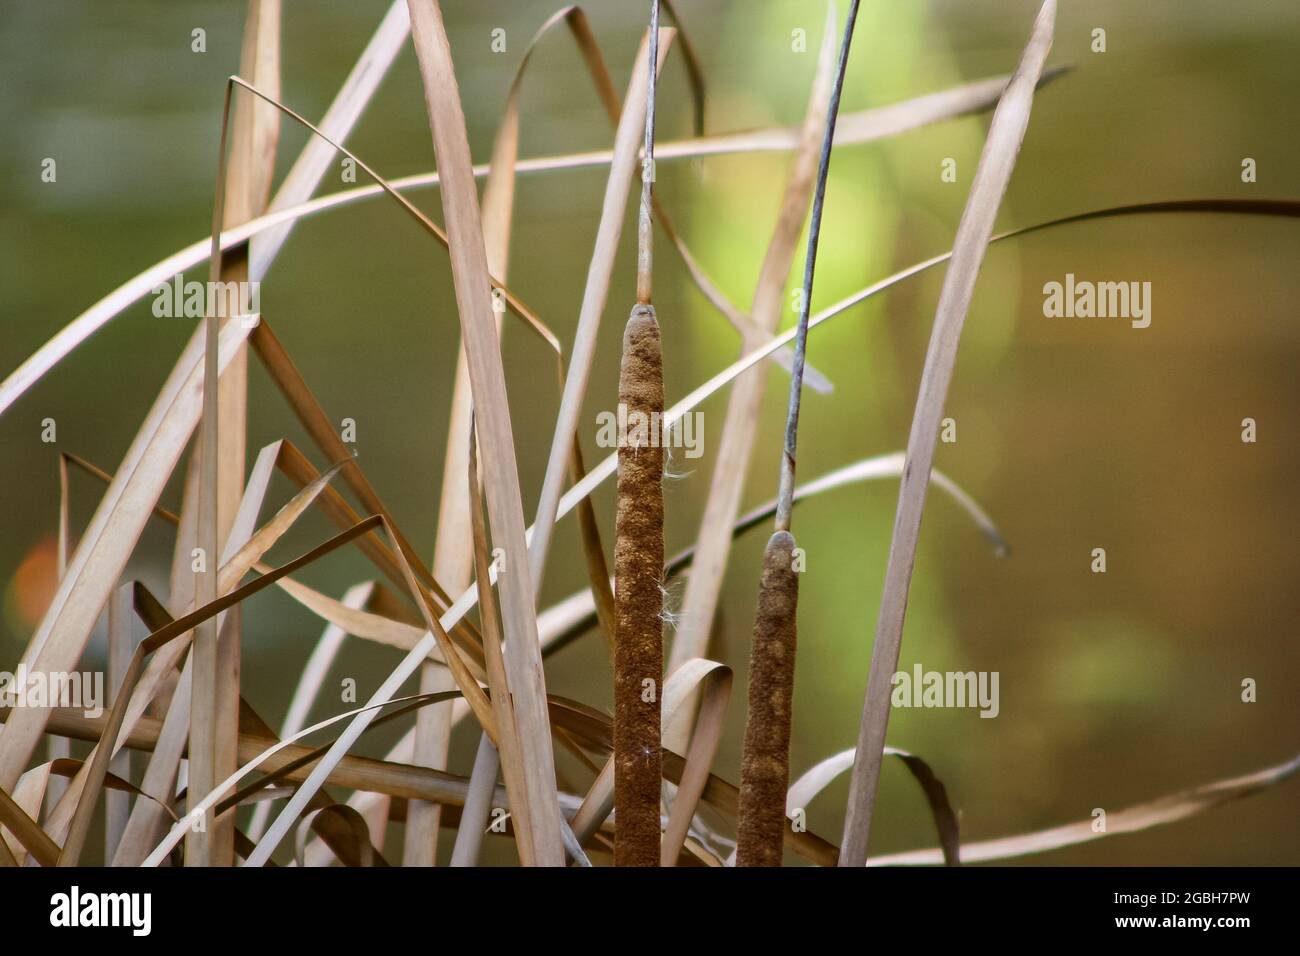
[871,753,1300,866]
[0,69,1055,417]
[786,747,960,867]
[666,2,839,752]
[0,319,253,792]
[527,28,672,591]
[839,0,1057,867]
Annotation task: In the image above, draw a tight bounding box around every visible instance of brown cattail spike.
[613,303,664,866]
[736,530,799,867]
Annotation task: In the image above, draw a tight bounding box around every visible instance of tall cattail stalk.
[736,0,861,867]
[613,0,664,868]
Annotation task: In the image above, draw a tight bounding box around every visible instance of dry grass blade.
[295,806,378,867]
[402,0,563,866]
[4,762,55,865]
[465,420,538,864]
[0,318,253,792]
[787,747,959,867]
[871,752,1300,866]
[665,4,838,752]
[658,660,731,866]
[105,583,139,861]
[665,67,1068,161]
[251,0,411,276]
[527,27,672,591]
[539,453,1008,650]
[267,573,448,661]
[569,439,618,657]
[0,68,1065,422]
[0,784,60,867]
[448,732,501,867]
[730,454,1007,557]
[191,0,281,868]
[411,5,585,865]
[839,0,1057,867]
[54,465,345,865]
[248,582,378,840]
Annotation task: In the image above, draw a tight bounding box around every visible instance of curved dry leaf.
[841,0,1057,868]
[248,581,377,840]
[527,27,673,591]
[3,761,54,865]
[664,9,839,773]
[536,452,1008,651]
[0,784,60,868]
[660,659,733,865]
[295,805,377,867]
[871,752,1300,866]
[786,746,959,867]
[568,658,732,863]
[0,68,1063,420]
[143,689,454,866]
[0,318,254,793]
[252,0,411,276]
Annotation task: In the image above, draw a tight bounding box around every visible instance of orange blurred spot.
[7,536,59,632]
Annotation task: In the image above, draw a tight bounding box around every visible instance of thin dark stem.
[774,0,861,532]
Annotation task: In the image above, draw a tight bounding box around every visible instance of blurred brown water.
[1,0,1296,864]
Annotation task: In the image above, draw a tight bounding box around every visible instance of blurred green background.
[1,0,1296,865]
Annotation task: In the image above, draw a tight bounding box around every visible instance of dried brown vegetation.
[1,0,1296,871]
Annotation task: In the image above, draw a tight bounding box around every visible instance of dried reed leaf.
[247,582,378,840]
[0,69,1068,420]
[267,574,440,661]
[666,2,838,754]
[787,747,959,867]
[0,783,60,867]
[412,5,586,865]
[871,753,1300,866]
[251,0,411,275]
[2,761,54,865]
[464,424,537,864]
[295,805,379,867]
[0,319,253,793]
[539,453,1007,648]
[401,0,562,865]
[659,659,731,866]
[55,465,344,864]
[190,0,282,868]
[528,28,672,590]
[840,0,1057,867]
[105,583,139,861]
